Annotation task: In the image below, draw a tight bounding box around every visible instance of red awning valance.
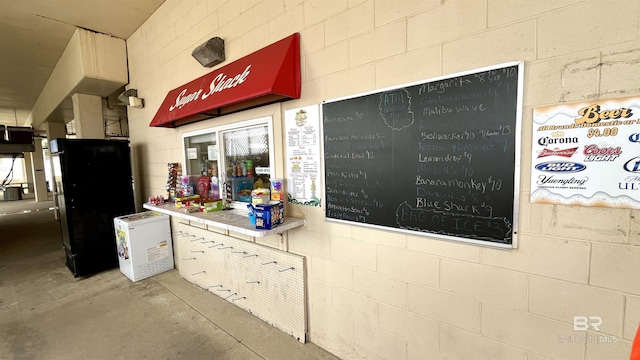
[150,33,301,128]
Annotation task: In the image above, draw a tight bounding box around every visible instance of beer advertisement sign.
[531,96,640,209]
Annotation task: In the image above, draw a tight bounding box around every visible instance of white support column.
[29,137,48,202]
[72,93,104,139]
[47,122,67,219]
[23,153,34,193]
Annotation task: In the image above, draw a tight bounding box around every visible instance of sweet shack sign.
[150,33,301,128]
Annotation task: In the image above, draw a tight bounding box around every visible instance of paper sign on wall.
[531,96,640,209]
[187,147,197,160]
[207,145,218,160]
[284,105,321,206]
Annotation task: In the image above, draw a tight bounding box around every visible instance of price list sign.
[285,105,322,206]
[531,96,640,209]
[323,62,523,248]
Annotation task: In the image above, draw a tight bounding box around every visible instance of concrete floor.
[0,196,341,360]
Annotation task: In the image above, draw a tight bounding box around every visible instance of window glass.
[183,131,218,177]
[182,117,273,206]
[223,124,271,202]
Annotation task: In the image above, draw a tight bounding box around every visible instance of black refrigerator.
[50,138,135,277]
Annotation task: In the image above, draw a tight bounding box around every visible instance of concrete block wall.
[126,1,640,359]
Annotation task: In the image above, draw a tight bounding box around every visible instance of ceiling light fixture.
[118,89,144,108]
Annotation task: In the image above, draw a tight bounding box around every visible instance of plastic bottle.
[245,160,253,177]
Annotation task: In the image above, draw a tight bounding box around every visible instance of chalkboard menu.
[322,62,523,248]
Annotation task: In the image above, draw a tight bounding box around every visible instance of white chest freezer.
[113,211,174,282]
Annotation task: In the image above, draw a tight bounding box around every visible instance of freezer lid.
[115,211,168,224]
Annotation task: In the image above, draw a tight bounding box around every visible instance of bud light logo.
[629,133,640,143]
[535,162,586,173]
[623,156,640,173]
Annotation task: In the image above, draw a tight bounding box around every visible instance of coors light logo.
[583,144,621,162]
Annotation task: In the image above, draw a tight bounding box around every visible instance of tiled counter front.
[144,204,307,343]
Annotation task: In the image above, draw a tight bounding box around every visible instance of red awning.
[150,33,301,128]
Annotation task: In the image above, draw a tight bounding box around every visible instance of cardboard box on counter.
[254,201,284,230]
[174,195,200,208]
[201,199,223,212]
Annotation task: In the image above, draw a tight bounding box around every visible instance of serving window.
[182,117,275,207]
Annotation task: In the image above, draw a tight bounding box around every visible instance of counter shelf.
[142,202,305,250]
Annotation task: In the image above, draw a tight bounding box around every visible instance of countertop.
[142,202,305,238]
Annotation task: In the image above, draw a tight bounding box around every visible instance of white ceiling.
[0,0,165,128]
